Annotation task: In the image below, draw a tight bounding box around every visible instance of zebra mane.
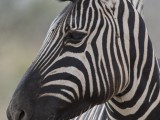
[58,0,144,13]
[128,0,144,14]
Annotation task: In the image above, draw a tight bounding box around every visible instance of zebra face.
[7,0,125,120]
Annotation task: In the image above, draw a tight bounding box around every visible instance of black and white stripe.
[129,0,144,14]
[7,0,160,120]
[34,0,160,119]
[70,0,159,119]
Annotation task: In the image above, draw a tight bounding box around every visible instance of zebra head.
[7,0,133,119]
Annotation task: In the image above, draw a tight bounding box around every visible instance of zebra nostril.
[14,110,26,120]
[19,110,25,120]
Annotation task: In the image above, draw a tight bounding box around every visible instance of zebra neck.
[105,58,160,119]
[106,42,160,120]
[104,0,160,118]
[111,7,160,116]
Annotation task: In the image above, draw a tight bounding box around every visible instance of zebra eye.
[64,31,87,44]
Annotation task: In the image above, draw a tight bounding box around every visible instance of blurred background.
[0,0,159,119]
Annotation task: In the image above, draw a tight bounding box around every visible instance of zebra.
[129,0,144,14]
[7,0,160,119]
